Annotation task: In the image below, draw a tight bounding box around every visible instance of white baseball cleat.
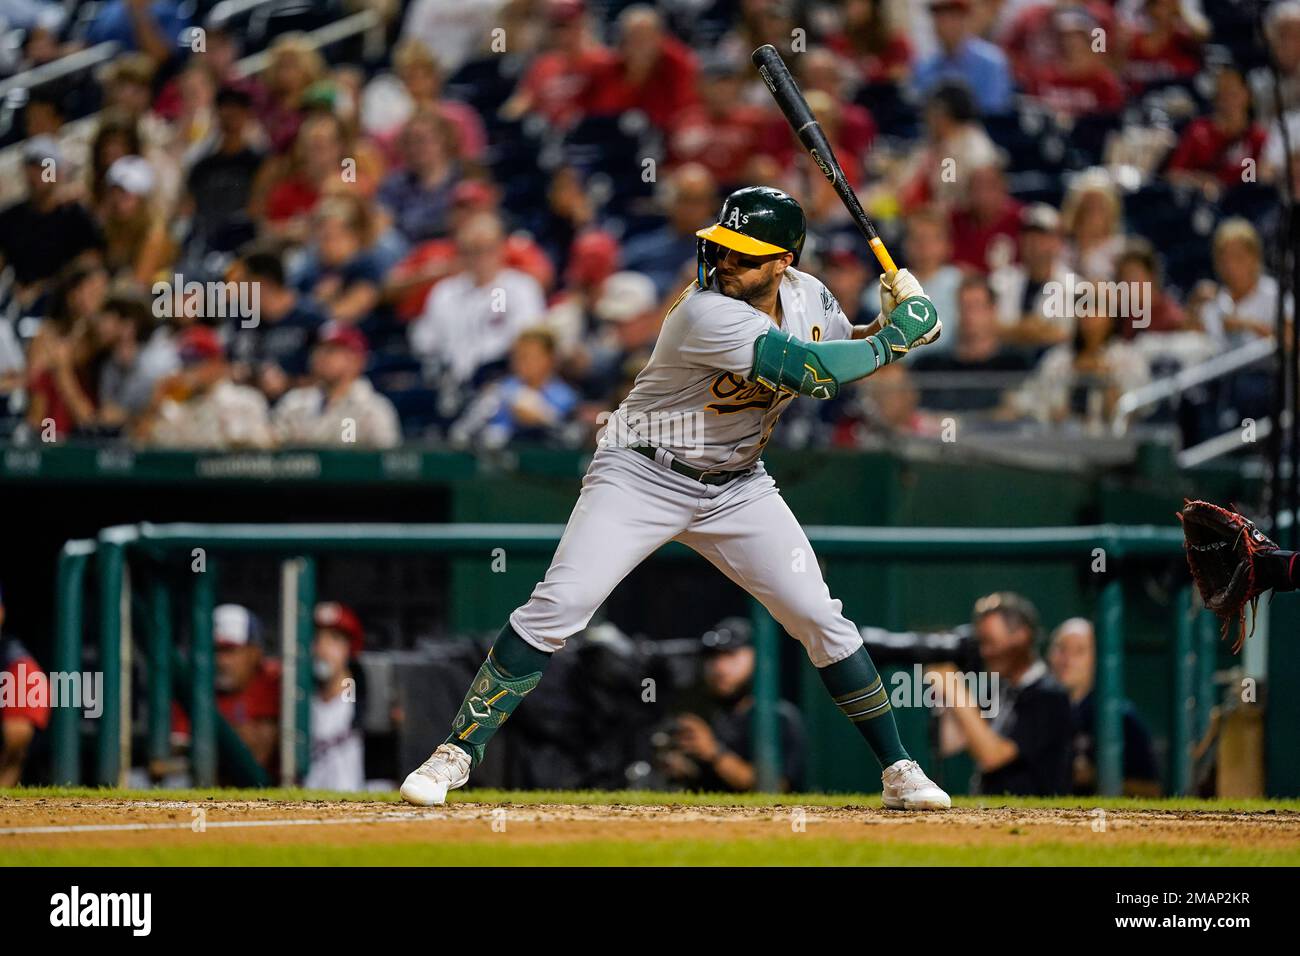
[881,758,951,810]
[400,743,472,806]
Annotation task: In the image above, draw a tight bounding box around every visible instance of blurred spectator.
[1048,617,1160,796]
[1025,8,1124,120]
[387,180,555,322]
[912,275,1031,411]
[273,324,400,449]
[668,54,769,188]
[934,592,1072,796]
[0,138,103,309]
[228,249,326,402]
[1061,168,1124,281]
[1121,0,1208,95]
[1251,0,1300,119]
[897,81,1000,212]
[847,363,947,439]
[376,109,464,243]
[363,39,487,163]
[900,206,963,344]
[101,155,174,284]
[575,271,661,401]
[85,0,191,64]
[821,239,874,325]
[295,197,384,329]
[586,5,698,132]
[620,164,718,296]
[500,0,614,128]
[544,229,622,353]
[1009,295,1150,426]
[912,0,1013,116]
[990,202,1073,348]
[1114,238,1186,337]
[136,325,272,448]
[659,617,805,792]
[409,211,547,389]
[154,20,248,125]
[259,34,326,155]
[1002,1,1118,88]
[257,112,382,244]
[181,83,264,260]
[827,0,913,86]
[305,602,367,791]
[163,58,218,163]
[1192,218,1292,345]
[24,264,109,441]
[401,0,505,77]
[949,163,1022,273]
[450,328,578,447]
[95,285,167,424]
[99,55,180,209]
[172,604,280,774]
[1166,67,1265,201]
[0,583,51,787]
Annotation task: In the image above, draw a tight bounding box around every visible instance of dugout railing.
[50,522,1212,796]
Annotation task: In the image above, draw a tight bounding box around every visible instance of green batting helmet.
[696,186,806,287]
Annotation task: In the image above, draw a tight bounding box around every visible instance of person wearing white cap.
[172,604,281,774]
[583,271,662,402]
[102,154,173,284]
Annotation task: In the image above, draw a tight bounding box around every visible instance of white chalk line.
[0,812,451,835]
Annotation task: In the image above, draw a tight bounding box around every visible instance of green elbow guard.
[752,327,881,400]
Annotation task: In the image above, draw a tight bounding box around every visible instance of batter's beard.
[718,271,776,305]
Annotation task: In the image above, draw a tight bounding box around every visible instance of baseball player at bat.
[402,186,950,809]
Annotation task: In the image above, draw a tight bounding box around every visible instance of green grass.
[5,785,1300,814]
[3,840,1297,868]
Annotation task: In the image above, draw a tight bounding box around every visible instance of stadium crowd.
[0,0,1293,451]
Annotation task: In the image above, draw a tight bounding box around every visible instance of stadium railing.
[50,521,1210,797]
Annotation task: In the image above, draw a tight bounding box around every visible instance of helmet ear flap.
[696,237,719,287]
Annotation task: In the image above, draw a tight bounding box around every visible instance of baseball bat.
[751,43,899,275]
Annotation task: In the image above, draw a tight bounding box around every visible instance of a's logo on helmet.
[724,207,750,229]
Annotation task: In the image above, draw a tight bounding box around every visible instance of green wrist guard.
[446,653,542,767]
[866,295,941,367]
[752,327,879,399]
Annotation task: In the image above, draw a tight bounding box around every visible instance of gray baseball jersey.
[511,268,867,670]
[602,267,853,471]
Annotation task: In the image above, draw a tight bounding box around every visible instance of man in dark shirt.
[0,137,103,306]
[1048,617,1160,796]
[933,592,1072,795]
[912,274,1030,412]
[184,83,265,256]
[661,617,806,792]
[228,249,325,401]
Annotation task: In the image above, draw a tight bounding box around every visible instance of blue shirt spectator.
[85,2,191,59]
[913,0,1013,115]
[450,329,578,447]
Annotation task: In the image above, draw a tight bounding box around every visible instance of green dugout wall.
[5,443,1290,794]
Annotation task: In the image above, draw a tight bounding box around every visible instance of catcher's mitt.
[1178,499,1278,652]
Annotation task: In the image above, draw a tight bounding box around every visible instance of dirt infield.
[4,796,1300,865]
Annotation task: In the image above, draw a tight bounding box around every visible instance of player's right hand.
[878,268,925,318]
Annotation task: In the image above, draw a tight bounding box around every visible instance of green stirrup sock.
[816,646,909,768]
[444,624,552,767]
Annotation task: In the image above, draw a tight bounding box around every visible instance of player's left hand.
[674,714,720,762]
[878,268,925,318]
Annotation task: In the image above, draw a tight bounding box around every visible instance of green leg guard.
[444,626,549,767]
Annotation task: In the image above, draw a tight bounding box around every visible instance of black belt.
[630,445,748,486]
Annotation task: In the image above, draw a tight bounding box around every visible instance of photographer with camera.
[657,617,806,793]
[930,593,1073,796]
